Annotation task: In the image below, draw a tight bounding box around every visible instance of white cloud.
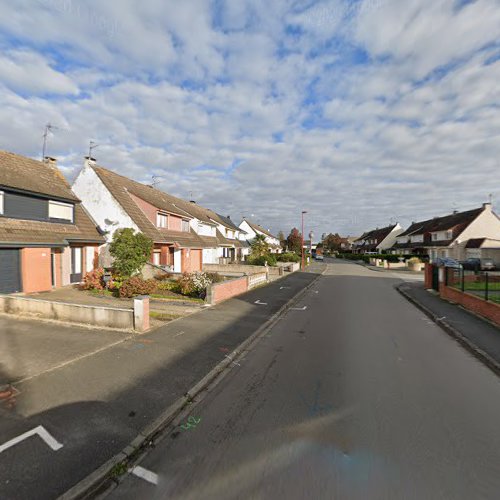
[0,50,79,95]
[0,0,498,238]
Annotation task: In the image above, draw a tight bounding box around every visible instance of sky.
[0,0,499,239]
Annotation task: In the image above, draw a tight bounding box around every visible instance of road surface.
[107,259,500,500]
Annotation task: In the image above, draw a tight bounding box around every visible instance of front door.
[0,249,21,293]
[70,247,83,283]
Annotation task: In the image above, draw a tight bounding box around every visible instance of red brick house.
[0,151,104,294]
[72,159,212,273]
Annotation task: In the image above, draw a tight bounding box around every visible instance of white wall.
[239,220,256,240]
[72,162,139,242]
[202,248,218,264]
[377,224,404,251]
[85,246,95,272]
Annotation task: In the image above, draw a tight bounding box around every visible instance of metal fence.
[447,269,500,304]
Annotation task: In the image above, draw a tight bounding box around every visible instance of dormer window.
[157,212,168,228]
[182,219,190,232]
[432,233,438,241]
[446,230,453,239]
[49,200,73,222]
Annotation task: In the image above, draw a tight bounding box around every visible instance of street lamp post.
[301,211,307,270]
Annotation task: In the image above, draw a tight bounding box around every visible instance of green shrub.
[248,254,277,266]
[277,252,300,263]
[119,277,157,298]
[156,280,180,292]
[109,228,153,278]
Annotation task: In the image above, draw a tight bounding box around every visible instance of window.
[0,191,3,214]
[157,212,168,228]
[446,230,453,239]
[182,220,190,232]
[432,233,438,241]
[49,200,73,222]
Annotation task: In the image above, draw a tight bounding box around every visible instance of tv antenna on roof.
[151,175,167,188]
[88,140,99,158]
[41,123,58,160]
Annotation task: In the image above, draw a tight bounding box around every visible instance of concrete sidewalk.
[397,282,500,376]
[0,265,324,500]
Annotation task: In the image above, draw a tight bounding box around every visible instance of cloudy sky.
[0,0,499,238]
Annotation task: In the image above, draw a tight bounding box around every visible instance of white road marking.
[254,300,268,305]
[437,316,446,321]
[131,465,159,485]
[0,426,63,454]
[174,331,185,337]
[280,286,291,290]
[291,306,307,311]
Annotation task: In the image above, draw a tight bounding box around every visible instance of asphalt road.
[108,259,500,500]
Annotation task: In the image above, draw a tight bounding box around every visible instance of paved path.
[108,259,500,500]
[0,267,322,500]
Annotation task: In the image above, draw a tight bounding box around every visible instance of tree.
[286,228,302,255]
[250,234,270,258]
[323,233,343,253]
[109,228,153,277]
[277,230,286,251]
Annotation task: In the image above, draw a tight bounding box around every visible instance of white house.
[392,203,500,261]
[353,223,403,254]
[239,218,282,254]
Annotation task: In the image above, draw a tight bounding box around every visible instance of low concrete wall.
[439,285,500,326]
[206,276,249,305]
[0,294,148,331]
[203,263,267,275]
[248,272,268,289]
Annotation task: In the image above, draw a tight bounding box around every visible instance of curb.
[395,284,500,378]
[58,269,325,500]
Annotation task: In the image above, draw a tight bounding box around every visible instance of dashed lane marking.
[291,306,307,311]
[130,466,159,485]
[254,300,268,305]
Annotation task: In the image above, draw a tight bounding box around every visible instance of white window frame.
[432,233,438,241]
[157,212,168,228]
[182,219,190,232]
[49,200,74,222]
[0,191,3,215]
[446,230,453,239]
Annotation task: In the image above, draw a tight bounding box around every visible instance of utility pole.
[301,211,307,271]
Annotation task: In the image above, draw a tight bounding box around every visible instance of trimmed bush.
[248,254,277,266]
[277,252,300,263]
[119,276,157,298]
[81,268,105,290]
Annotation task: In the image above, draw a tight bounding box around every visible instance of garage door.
[0,249,21,294]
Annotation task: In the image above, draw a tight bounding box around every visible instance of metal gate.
[0,249,21,293]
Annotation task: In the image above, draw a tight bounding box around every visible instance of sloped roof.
[242,218,278,239]
[399,207,483,237]
[0,204,104,245]
[206,210,241,231]
[356,224,397,243]
[91,165,208,248]
[0,151,79,202]
[216,229,234,247]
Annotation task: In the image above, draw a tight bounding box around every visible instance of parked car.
[460,258,496,271]
[434,257,461,269]
[315,254,324,261]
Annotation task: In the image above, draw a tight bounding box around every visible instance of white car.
[315,254,324,261]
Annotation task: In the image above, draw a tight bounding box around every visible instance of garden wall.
[0,295,150,331]
[439,284,500,326]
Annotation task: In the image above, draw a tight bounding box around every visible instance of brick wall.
[440,284,500,326]
[424,263,433,288]
[209,276,249,304]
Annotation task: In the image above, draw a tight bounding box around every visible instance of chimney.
[84,156,96,168]
[44,156,57,167]
[190,200,196,204]
[453,210,458,214]
[482,202,492,211]
[227,215,231,219]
